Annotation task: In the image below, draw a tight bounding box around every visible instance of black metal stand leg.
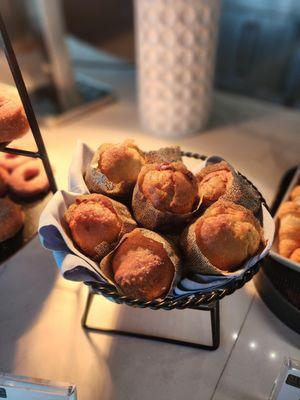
[81,289,94,328]
[210,300,220,350]
[81,290,221,350]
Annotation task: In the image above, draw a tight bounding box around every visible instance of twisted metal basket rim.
[86,151,268,310]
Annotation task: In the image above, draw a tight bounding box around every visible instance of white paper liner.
[38,144,275,297]
[68,141,93,194]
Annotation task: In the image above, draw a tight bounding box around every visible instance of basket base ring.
[81,289,220,350]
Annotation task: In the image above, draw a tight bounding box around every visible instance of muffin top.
[99,140,145,184]
[195,200,262,271]
[197,161,233,206]
[112,229,174,300]
[140,162,199,214]
[65,194,121,258]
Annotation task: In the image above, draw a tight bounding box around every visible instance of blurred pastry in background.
[0,166,9,196]
[0,198,24,242]
[9,159,49,198]
[85,140,145,198]
[0,84,29,143]
[0,152,32,172]
[277,201,300,260]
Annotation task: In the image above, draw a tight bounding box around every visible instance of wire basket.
[84,151,268,310]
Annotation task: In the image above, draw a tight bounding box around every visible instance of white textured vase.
[134,0,220,138]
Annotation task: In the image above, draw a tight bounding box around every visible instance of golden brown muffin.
[290,248,300,263]
[65,194,136,259]
[141,162,199,214]
[197,161,234,206]
[0,198,24,242]
[194,200,262,272]
[100,140,145,184]
[0,166,9,196]
[0,84,29,143]
[111,229,175,301]
[85,140,145,197]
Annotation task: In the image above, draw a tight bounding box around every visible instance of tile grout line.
[210,294,256,400]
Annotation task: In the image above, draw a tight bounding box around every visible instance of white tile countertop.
[0,40,299,400]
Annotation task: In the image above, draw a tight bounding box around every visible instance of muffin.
[181,200,263,274]
[196,160,261,216]
[101,228,180,301]
[197,161,233,206]
[64,194,137,260]
[132,161,201,231]
[85,140,145,198]
[0,198,25,242]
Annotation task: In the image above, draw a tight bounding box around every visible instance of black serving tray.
[254,166,300,334]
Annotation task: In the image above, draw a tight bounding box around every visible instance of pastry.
[85,140,145,197]
[0,152,31,172]
[290,185,300,204]
[9,159,49,198]
[0,84,29,143]
[0,166,9,196]
[0,198,24,242]
[277,201,300,259]
[181,200,263,273]
[197,161,233,206]
[196,160,261,215]
[101,228,180,301]
[132,161,200,231]
[65,194,137,260]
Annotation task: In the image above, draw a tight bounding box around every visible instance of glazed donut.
[0,166,9,196]
[0,198,24,242]
[9,159,50,198]
[0,152,32,172]
[0,84,29,143]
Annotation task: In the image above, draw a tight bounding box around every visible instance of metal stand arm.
[81,289,220,351]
